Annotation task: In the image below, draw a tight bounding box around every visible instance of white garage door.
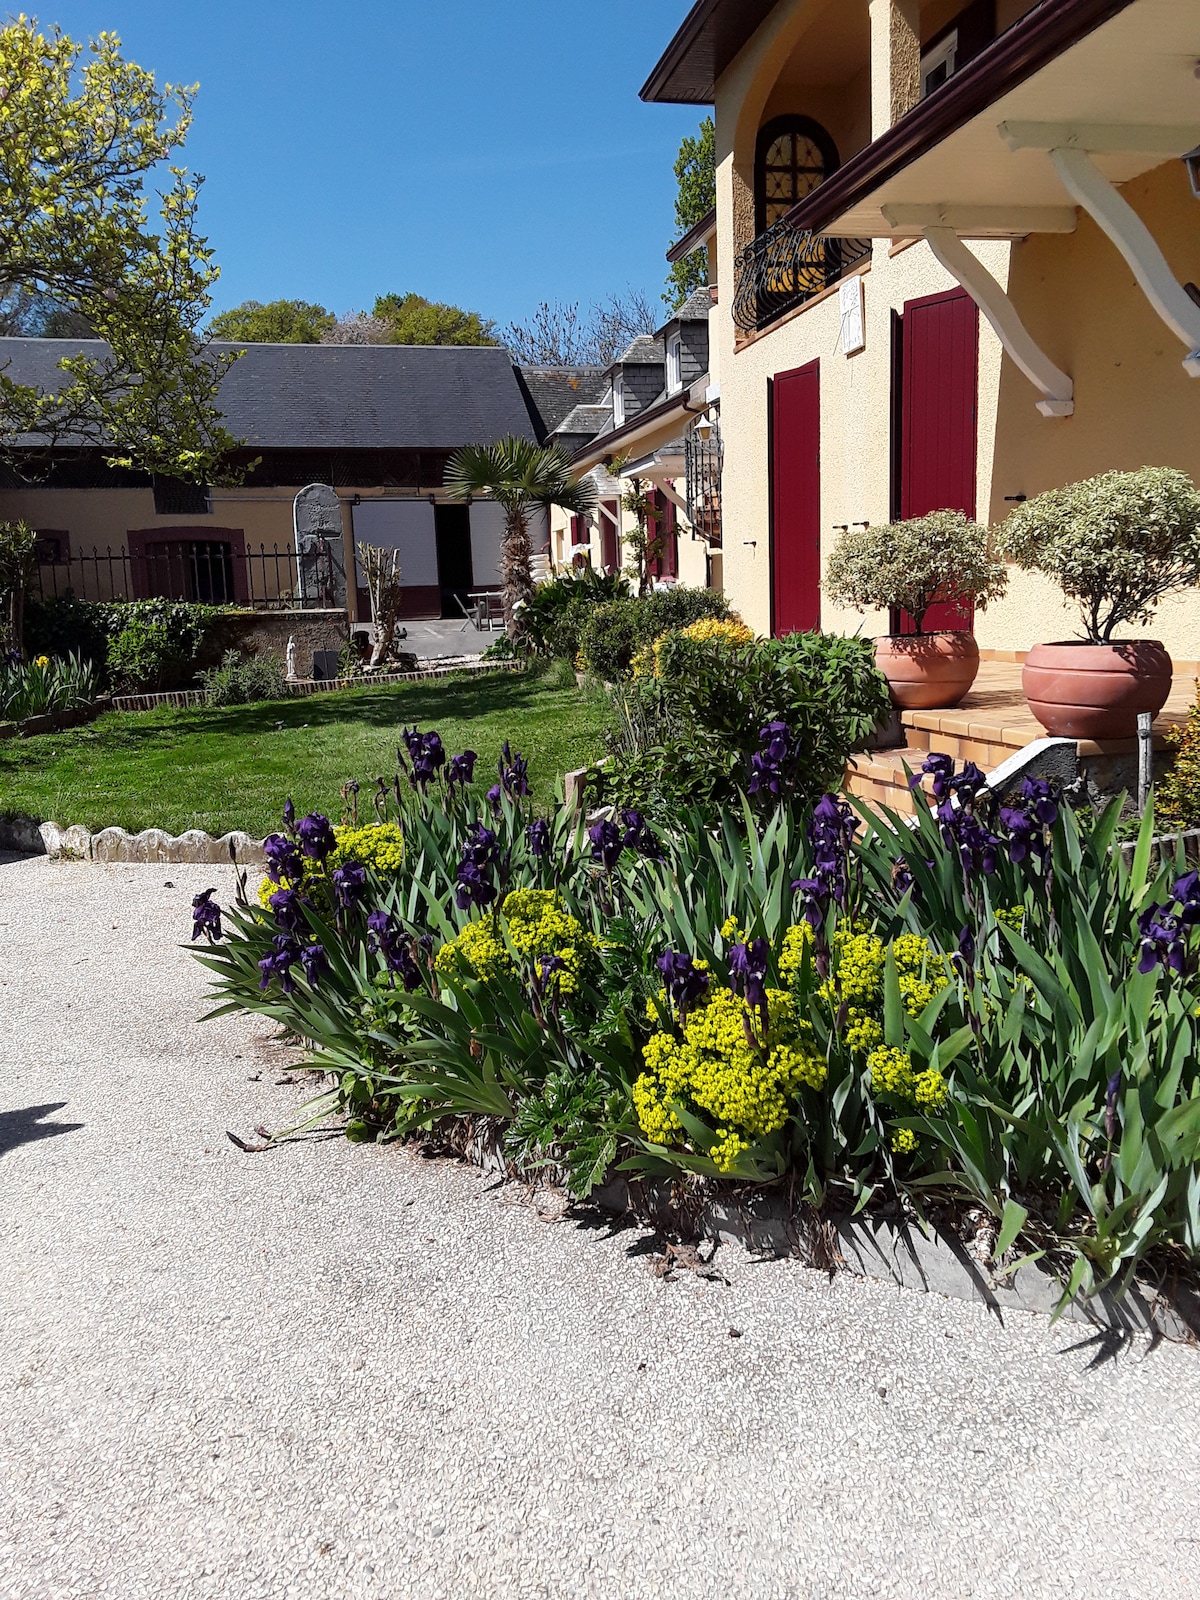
[351,500,439,588]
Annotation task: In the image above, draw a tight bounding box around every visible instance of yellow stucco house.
[632,0,1200,663]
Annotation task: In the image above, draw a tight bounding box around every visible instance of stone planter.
[873,631,980,710]
[1023,640,1173,739]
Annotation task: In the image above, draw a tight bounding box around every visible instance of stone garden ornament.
[293,483,347,609]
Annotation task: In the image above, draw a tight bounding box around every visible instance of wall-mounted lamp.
[851,520,871,529]
[695,407,716,441]
[1184,144,1200,199]
[1003,493,1027,503]
[831,523,849,533]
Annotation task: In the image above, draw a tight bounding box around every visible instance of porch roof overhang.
[569,380,707,473]
[640,0,775,106]
[784,0,1193,241]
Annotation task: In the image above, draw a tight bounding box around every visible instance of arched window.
[755,116,840,235]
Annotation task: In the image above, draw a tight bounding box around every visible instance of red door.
[897,287,979,633]
[600,498,619,571]
[771,360,821,635]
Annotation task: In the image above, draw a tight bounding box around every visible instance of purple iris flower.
[621,809,663,861]
[263,832,305,885]
[330,861,367,911]
[588,818,623,871]
[297,813,336,861]
[258,934,299,995]
[300,942,329,987]
[455,823,499,911]
[748,720,794,798]
[366,909,422,989]
[447,750,477,787]
[953,924,976,975]
[1000,777,1059,866]
[497,742,531,799]
[1137,903,1186,975]
[1173,870,1200,927]
[282,798,297,833]
[802,792,860,909]
[268,887,307,933]
[400,727,446,789]
[729,938,771,1026]
[486,783,504,816]
[527,818,551,857]
[657,950,709,1015]
[191,888,222,942]
[911,753,955,800]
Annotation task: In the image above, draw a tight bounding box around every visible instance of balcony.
[732,217,871,334]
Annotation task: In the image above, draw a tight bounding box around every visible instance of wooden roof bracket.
[999,124,1200,377]
[920,224,1075,416]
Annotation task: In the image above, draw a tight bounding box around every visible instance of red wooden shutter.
[770,361,821,635]
[600,499,619,570]
[898,287,979,633]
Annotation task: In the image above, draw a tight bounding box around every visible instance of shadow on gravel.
[0,1102,83,1157]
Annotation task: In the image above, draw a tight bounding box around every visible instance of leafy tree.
[209,298,335,344]
[504,289,657,367]
[444,438,597,634]
[0,19,242,481]
[664,117,715,310]
[0,520,39,657]
[372,292,498,346]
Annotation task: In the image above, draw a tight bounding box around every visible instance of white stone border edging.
[0,812,265,865]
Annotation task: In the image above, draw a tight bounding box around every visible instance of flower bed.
[192,724,1200,1318]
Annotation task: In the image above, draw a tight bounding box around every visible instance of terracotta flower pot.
[1022,640,1173,739]
[874,631,980,711]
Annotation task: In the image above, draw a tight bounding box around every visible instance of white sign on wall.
[839,274,865,356]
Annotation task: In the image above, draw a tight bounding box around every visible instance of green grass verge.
[0,667,608,838]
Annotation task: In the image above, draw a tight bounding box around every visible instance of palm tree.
[444,436,597,635]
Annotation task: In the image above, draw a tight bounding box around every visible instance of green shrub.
[578,587,731,680]
[522,568,631,659]
[24,596,220,687]
[598,630,891,816]
[198,649,288,706]
[996,465,1200,642]
[106,620,190,692]
[825,510,1007,635]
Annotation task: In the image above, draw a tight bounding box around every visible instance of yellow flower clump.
[779,923,949,1051]
[634,984,826,1172]
[435,888,598,998]
[867,1045,948,1110]
[257,821,405,908]
[630,615,756,680]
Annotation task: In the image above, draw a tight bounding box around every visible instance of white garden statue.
[285,635,297,681]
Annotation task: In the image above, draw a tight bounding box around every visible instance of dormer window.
[920,29,957,96]
[612,374,625,427]
[666,334,682,394]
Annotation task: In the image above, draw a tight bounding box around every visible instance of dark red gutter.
[666,206,717,263]
[784,0,1139,236]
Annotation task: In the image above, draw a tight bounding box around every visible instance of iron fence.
[732,218,872,333]
[31,539,338,611]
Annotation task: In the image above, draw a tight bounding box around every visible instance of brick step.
[844,751,922,816]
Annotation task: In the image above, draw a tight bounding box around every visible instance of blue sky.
[45,1,703,331]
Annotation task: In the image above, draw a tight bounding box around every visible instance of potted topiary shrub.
[824,511,1008,709]
[996,466,1200,738]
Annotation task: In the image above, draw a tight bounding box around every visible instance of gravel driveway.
[1,853,1198,1600]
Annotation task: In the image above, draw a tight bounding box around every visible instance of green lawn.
[0,668,609,837]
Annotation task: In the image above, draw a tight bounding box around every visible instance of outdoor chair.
[454,592,485,631]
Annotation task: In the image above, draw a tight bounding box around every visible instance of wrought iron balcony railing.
[732,218,871,334]
[684,417,722,549]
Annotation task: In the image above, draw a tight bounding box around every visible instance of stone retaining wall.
[0,814,265,865]
[110,657,517,713]
[0,701,107,741]
[196,609,349,676]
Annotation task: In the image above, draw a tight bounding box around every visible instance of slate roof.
[515,366,608,440]
[0,338,540,450]
[614,334,665,366]
[671,286,713,323]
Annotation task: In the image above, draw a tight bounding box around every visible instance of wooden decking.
[845,659,1197,814]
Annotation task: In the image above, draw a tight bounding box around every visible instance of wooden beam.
[923,227,1075,415]
[999,121,1200,155]
[882,202,1077,235]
